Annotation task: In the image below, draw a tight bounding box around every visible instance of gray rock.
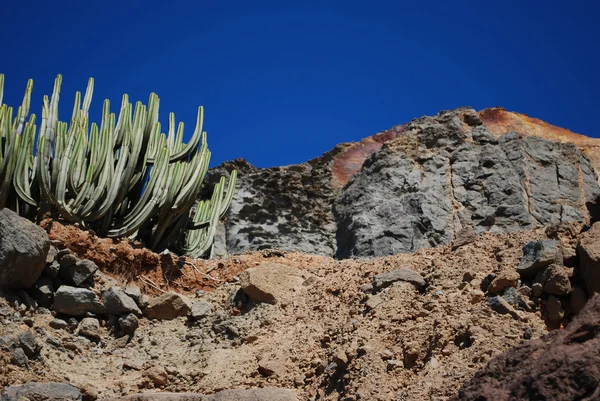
[60,258,98,287]
[78,317,101,340]
[1,382,82,401]
[53,286,105,316]
[109,388,298,401]
[487,296,520,319]
[49,318,68,330]
[0,208,50,289]
[532,283,543,297]
[0,334,18,351]
[118,313,139,336]
[31,276,55,307]
[534,264,572,295]
[143,292,192,320]
[124,285,143,305]
[372,269,426,291]
[190,300,213,321]
[57,253,78,268]
[517,240,564,277]
[43,260,61,278]
[103,287,142,316]
[18,330,41,358]
[10,347,28,367]
[502,287,521,307]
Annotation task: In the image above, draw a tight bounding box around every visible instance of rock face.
[335,109,600,257]
[0,208,50,289]
[208,107,600,259]
[456,294,600,401]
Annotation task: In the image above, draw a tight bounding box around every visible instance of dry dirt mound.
[2,221,592,400]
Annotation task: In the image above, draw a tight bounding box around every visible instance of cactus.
[0,74,236,258]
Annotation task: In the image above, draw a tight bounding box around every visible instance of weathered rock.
[372,268,426,291]
[334,109,599,258]
[118,313,139,336]
[124,285,143,305]
[78,317,101,340]
[0,208,50,289]
[189,300,213,321]
[103,287,142,316]
[10,347,28,367]
[487,270,519,294]
[145,365,169,386]
[110,388,298,401]
[143,292,192,320]
[576,221,600,295]
[502,287,521,307]
[49,318,68,330]
[53,286,105,316]
[1,382,82,401]
[487,296,520,319]
[517,240,564,277]
[19,330,41,358]
[60,258,98,287]
[456,294,600,401]
[534,264,572,295]
[57,252,79,268]
[239,263,306,304]
[31,275,55,307]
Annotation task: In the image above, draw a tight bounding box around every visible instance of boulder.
[143,292,192,320]
[1,382,82,401]
[456,294,600,401]
[0,208,50,289]
[372,268,426,291]
[517,240,563,277]
[577,221,600,295]
[53,286,105,316]
[239,263,306,304]
[103,287,142,316]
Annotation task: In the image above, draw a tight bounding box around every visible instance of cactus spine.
[0,74,236,258]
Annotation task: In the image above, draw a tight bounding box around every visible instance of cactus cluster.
[0,74,236,258]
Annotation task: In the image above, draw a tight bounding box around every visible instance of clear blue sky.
[1,1,598,168]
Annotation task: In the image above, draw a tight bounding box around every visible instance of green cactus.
[0,74,236,258]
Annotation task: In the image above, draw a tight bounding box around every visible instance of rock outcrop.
[456,294,600,401]
[208,108,600,258]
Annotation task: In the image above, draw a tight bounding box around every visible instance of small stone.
[469,289,485,304]
[532,283,543,297]
[145,365,169,386]
[46,335,62,347]
[19,331,41,358]
[102,287,142,316]
[49,318,68,330]
[372,268,426,291]
[22,317,34,327]
[78,317,101,340]
[10,347,29,367]
[365,294,383,310]
[118,313,139,336]
[333,348,348,366]
[57,253,79,269]
[31,276,55,307]
[518,285,532,297]
[534,264,572,295]
[387,359,402,371]
[60,258,98,287]
[517,240,563,277]
[502,287,521,307]
[143,292,192,320]
[43,260,61,278]
[189,300,213,321]
[488,270,519,294]
[570,287,587,315]
[523,327,533,340]
[124,285,142,305]
[358,283,373,293]
[46,246,57,264]
[480,274,496,292]
[462,271,475,282]
[487,296,520,319]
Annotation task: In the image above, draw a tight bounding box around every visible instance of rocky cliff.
[208,107,600,258]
